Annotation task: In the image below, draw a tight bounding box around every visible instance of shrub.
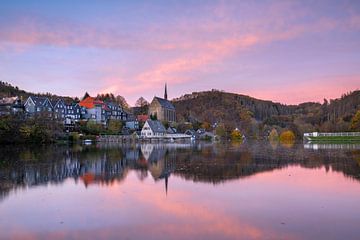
[215,124,227,138]
[69,132,80,142]
[268,128,279,141]
[279,130,296,143]
[230,129,243,142]
[107,119,123,135]
[86,121,103,135]
[350,110,360,131]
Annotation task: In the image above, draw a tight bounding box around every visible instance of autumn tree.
[200,121,212,131]
[350,110,360,131]
[135,97,149,107]
[116,95,130,110]
[279,130,296,143]
[135,97,149,115]
[107,119,123,134]
[268,128,279,141]
[215,123,227,139]
[230,128,243,142]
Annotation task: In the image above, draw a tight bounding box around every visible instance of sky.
[0,0,359,105]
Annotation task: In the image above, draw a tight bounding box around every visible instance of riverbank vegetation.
[0,114,63,144]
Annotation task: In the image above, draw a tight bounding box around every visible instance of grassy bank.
[307,136,360,142]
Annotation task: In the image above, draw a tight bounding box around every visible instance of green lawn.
[307,136,360,142]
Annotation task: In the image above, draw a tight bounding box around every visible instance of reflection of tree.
[1,142,360,201]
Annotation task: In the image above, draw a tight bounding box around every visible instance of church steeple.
[164,83,168,100]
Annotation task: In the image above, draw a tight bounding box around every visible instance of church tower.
[164,83,168,100]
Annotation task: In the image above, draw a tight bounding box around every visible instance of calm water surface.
[1,141,360,240]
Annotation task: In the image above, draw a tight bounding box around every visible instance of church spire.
[164,83,168,100]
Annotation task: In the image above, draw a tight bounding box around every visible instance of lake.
[1,141,360,240]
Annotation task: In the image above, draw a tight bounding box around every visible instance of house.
[79,96,107,124]
[24,96,53,115]
[141,120,166,138]
[106,102,126,121]
[137,114,149,123]
[79,96,127,124]
[167,127,177,134]
[0,97,24,115]
[148,84,176,122]
[125,112,139,130]
[51,98,66,119]
[50,98,84,124]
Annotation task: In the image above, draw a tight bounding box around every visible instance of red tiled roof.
[137,114,149,122]
[79,97,104,109]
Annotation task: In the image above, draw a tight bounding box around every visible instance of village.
[0,83,214,142]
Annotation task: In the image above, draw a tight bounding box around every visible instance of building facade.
[148,84,176,122]
[141,120,166,138]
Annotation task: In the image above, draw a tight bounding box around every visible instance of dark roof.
[50,98,64,108]
[154,97,175,110]
[146,120,166,133]
[167,127,177,134]
[30,96,50,107]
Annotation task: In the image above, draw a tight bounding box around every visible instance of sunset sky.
[0,0,359,105]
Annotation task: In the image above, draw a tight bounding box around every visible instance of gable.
[24,97,35,107]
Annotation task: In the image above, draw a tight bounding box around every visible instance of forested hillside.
[173,89,360,137]
[0,81,73,101]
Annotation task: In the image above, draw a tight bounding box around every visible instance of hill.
[172,89,360,137]
[0,81,74,102]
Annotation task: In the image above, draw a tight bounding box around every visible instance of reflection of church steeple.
[165,175,168,196]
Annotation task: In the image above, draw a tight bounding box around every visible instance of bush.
[107,119,123,135]
[85,121,103,135]
[0,114,63,143]
[350,110,360,131]
[230,129,243,142]
[268,128,279,141]
[69,132,80,142]
[215,124,227,139]
[279,130,296,143]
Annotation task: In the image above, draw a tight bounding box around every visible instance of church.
[148,84,176,122]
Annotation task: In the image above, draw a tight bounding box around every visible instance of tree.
[268,128,279,141]
[150,113,157,120]
[230,129,242,142]
[162,121,170,129]
[350,110,360,131]
[279,130,295,143]
[107,119,123,134]
[115,95,130,110]
[86,121,103,135]
[135,97,149,107]
[135,97,149,115]
[201,122,211,131]
[215,123,226,139]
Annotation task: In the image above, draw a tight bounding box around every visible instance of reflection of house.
[141,120,166,138]
[140,144,167,162]
[148,84,176,122]
[140,143,175,194]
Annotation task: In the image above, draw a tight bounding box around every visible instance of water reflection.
[1,142,360,239]
[1,141,360,202]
